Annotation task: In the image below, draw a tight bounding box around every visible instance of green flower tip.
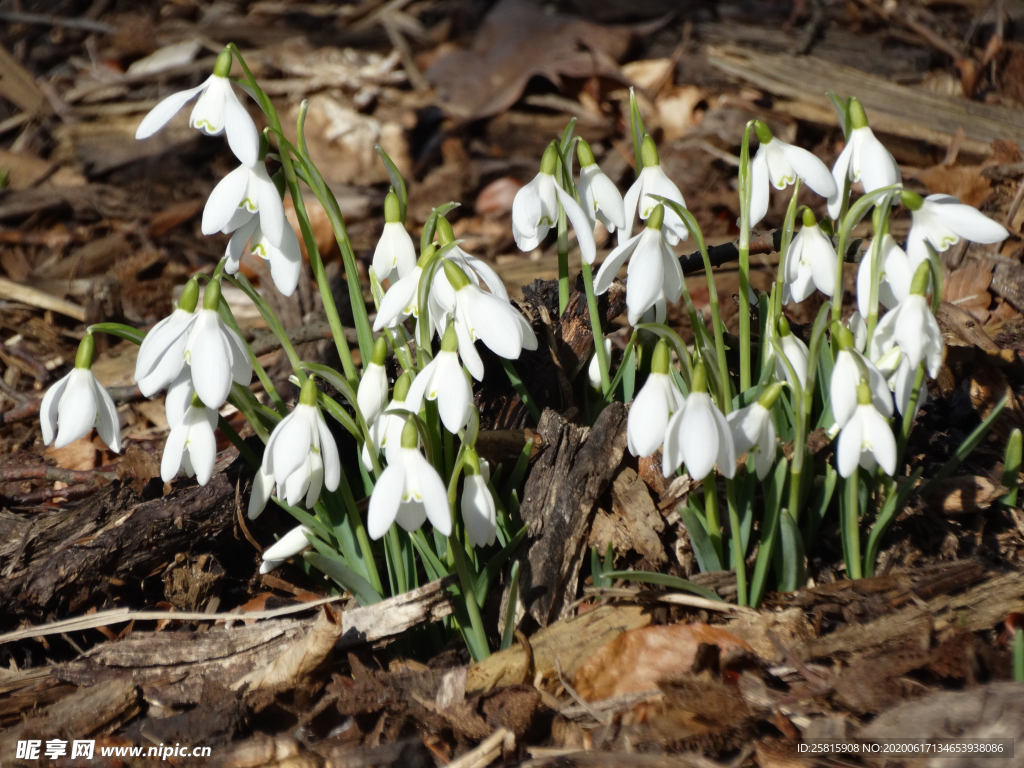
[849,97,868,130]
[776,315,792,338]
[801,208,817,229]
[299,377,319,407]
[857,380,872,405]
[400,416,419,449]
[74,333,95,370]
[833,323,854,351]
[540,142,559,175]
[646,203,665,231]
[384,190,403,224]
[435,216,455,246]
[901,190,924,211]
[394,371,413,401]
[440,321,459,353]
[443,258,471,291]
[753,120,773,145]
[463,446,481,476]
[202,279,222,311]
[213,48,233,78]
[651,339,671,375]
[910,261,931,296]
[417,243,436,267]
[371,336,388,366]
[640,134,659,168]
[576,139,597,168]
[757,381,784,409]
[691,361,708,394]
[178,278,200,313]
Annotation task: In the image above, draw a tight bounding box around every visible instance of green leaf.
[474,525,528,607]
[749,456,788,607]
[500,561,521,651]
[1003,429,1022,507]
[628,88,646,172]
[305,551,382,606]
[87,322,145,346]
[863,469,923,577]
[560,117,578,155]
[411,530,451,582]
[375,144,407,222]
[802,464,838,553]
[501,439,534,509]
[679,504,722,573]
[602,570,723,602]
[920,396,1009,498]
[826,92,851,139]
[778,509,805,592]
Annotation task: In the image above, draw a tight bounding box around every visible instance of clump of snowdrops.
[40,47,1015,658]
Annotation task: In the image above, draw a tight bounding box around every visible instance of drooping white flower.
[41,335,120,452]
[870,284,944,379]
[836,384,897,477]
[627,340,686,457]
[848,311,868,353]
[202,155,285,248]
[461,449,496,548]
[893,353,928,419]
[774,318,809,389]
[594,204,684,325]
[856,234,911,317]
[134,279,200,397]
[783,211,837,303]
[577,139,625,233]
[588,338,613,390]
[367,418,452,539]
[406,325,473,434]
[903,191,1010,270]
[165,367,196,428]
[511,142,596,263]
[357,337,390,425]
[374,263,422,330]
[827,98,901,219]
[248,380,341,518]
[259,525,314,574]
[161,397,219,485]
[727,383,782,480]
[371,191,416,283]
[224,216,302,297]
[622,135,688,245]
[662,363,736,480]
[363,372,418,469]
[445,260,537,381]
[750,122,836,227]
[180,282,252,410]
[135,49,259,167]
[831,333,894,429]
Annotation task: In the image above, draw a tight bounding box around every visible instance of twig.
[679,230,782,274]
[0,10,119,34]
[446,728,510,768]
[11,483,103,505]
[1005,180,1024,233]
[553,655,611,726]
[0,465,116,484]
[235,476,263,556]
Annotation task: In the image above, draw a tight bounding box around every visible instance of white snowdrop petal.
[136,79,210,139]
[188,412,218,486]
[554,183,596,265]
[161,417,190,482]
[40,373,71,446]
[92,377,121,453]
[253,165,285,247]
[836,413,864,478]
[679,394,718,480]
[202,164,250,236]
[749,149,770,227]
[594,233,640,295]
[262,525,314,563]
[248,466,274,519]
[222,87,259,167]
[778,141,836,198]
[863,405,897,476]
[54,370,98,449]
[409,451,451,536]
[827,143,854,219]
[462,475,496,548]
[368,464,403,539]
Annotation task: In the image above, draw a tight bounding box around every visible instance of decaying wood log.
[517,403,628,626]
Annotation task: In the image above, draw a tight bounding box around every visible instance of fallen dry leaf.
[943,259,993,323]
[44,436,99,471]
[622,58,674,91]
[913,163,992,209]
[657,85,705,142]
[572,623,754,701]
[929,475,1007,513]
[475,176,524,216]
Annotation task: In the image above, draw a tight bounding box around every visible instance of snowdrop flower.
[827,98,901,219]
[371,190,416,283]
[594,204,684,325]
[368,418,452,539]
[831,324,893,429]
[903,190,1010,270]
[836,382,897,477]
[663,362,736,480]
[363,372,417,469]
[41,334,120,452]
[588,338,613,390]
[622,135,688,245]
[161,393,218,485]
[165,367,196,428]
[627,339,686,457]
[135,49,258,167]
[893,354,928,419]
[750,121,836,227]
[202,142,285,248]
[134,279,199,397]
[727,383,782,480]
[856,234,911,317]
[182,281,252,409]
[512,141,596,263]
[357,337,390,425]
[774,317,809,389]
[225,216,302,297]
[870,264,944,378]
[783,210,837,303]
[259,525,314,574]
[374,252,425,331]
[445,260,537,381]
[577,139,625,233]
[406,324,473,434]
[247,379,341,518]
[461,448,496,548]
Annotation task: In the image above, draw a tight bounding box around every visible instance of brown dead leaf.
[622,58,674,91]
[943,259,993,323]
[475,176,524,216]
[115,444,160,493]
[928,475,1006,513]
[572,623,754,701]
[44,437,99,471]
[913,163,992,209]
[148,199,204,238]
[657,85,705,142]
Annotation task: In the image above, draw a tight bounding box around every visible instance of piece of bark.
[609,466,667,567]
[518,403,628,626]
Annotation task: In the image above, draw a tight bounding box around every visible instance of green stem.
[386,525,407,595]
[581,261,611,394]
[737,122,754,391]
[1015,628,1024,682]
[217,415,260,469]
[774,181,802,319]
[726,480,748,606]
[450,529,490,660]
[557,201,570,315]
[844,469,863,580]
[703,475,724,565]
[337,471,383,595]
[896,362,927,465]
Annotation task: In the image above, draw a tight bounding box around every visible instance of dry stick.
[0,465,116,484]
